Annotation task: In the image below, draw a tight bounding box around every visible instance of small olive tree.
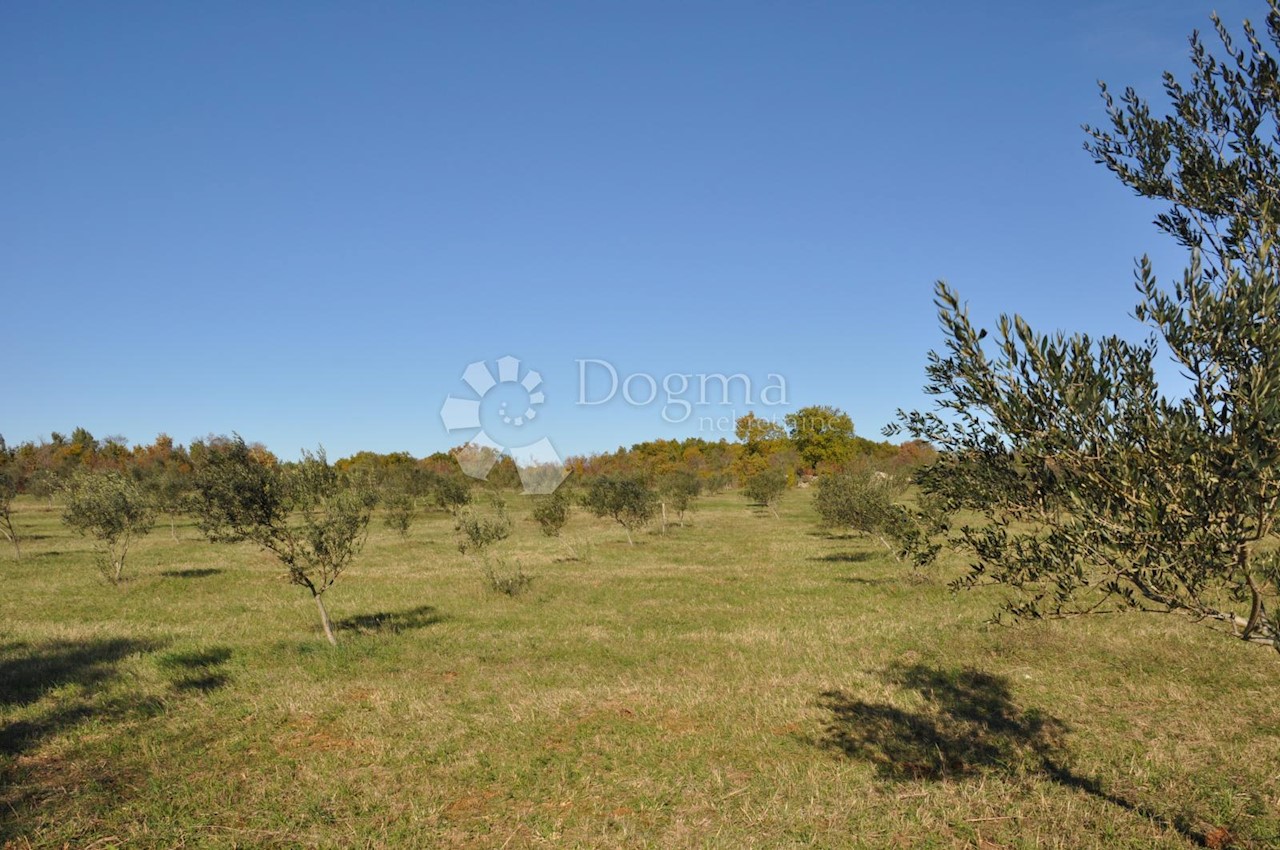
[192,437,375,645]
[454,500,532,595]
[582,475,657,545]
[0,464,22,560]
[430,469,472,513]
[742,468,786,517]
[145,460,193,541]
[531,490,571,537]
[658,470,702,529]
[382,491,416,537]
[62,471,155,584]
[454,503,512,555]
[814,470,944,569]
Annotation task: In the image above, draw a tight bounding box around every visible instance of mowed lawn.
[2,491,1279,849]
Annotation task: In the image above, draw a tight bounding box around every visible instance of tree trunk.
[112,538,130,585]
[877,535,902,563]
[661,501,668,534]
[169,515,179,542]
[315,592,338,646]
[1242,557,1265,641]
[623,524,634,546]
[0,514,17,560]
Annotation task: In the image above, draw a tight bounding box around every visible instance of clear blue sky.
[1,1,1259,460]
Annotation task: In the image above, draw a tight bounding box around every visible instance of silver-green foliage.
[192,437,375,644]
[897,5,1280,650]
[454,503,512,555]
[531,491,570,537]
[582,475,657,544]
[62,471,154,584]
[814,471,943,569]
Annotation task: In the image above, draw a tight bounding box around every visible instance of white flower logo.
[439,355,568,494]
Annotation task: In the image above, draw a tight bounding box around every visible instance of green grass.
[2,491,1278,848]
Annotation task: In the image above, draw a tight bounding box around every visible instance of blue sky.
[1,1,1260,460]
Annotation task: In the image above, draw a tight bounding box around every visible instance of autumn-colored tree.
[785,405,856,473]
[733,413,792,484]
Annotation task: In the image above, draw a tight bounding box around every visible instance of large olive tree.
[897,4,1280,651]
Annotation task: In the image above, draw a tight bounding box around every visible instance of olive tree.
[62,471,155,584]
[657,470,701,529]
[381,491,415,537]
[454,503,512,555]
[146,459,193,542]
[429,469,472,513]
[0,464,22,560]
[814,470,944,569]
[454,499,531,595]
[742,468,786,517]
[531,490,571,537]
[582,475,657,545]
[896,4,1280,650]
[192,437,374,645]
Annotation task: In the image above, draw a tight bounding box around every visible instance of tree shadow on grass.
[0,637,166,842]
[0,637,166,757]
[810,552,875,563]
[0,638,161,708]
[814,664,1221,848]
[336,605,446,635]
[155,646,233,692]
[159,567,223,579]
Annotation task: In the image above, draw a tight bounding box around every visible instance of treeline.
[566,406,935,487]
[0,406,933,506]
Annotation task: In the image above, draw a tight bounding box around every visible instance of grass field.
[2,490,1279,849]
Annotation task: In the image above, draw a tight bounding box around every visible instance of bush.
[482,557,534,596]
